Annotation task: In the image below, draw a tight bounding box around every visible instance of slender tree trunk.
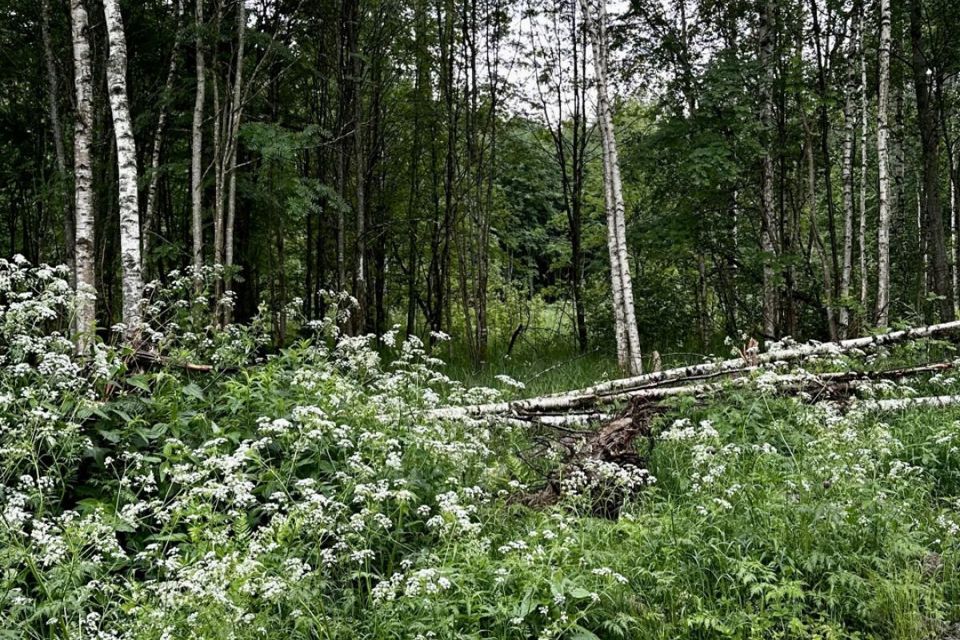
[939,76,960,311]
[103,0,144,334]
[335,0,359,293]
[803,115,838,339]
[759,0,779,339]
[355,121,367,330]
[876,0,892,326]
[909,0,954,321]
[581,0,642,375]
[212,1,224,274]
[571,5,588,352]
[190,0,205,273]
[42,0,74,278]
[809,0,840,302]
[405,5,426,337]
[859,24,869,317]
[70,0,96,349]
[143,0,184,275]
[224,0,246,321]
[839,7,860,337]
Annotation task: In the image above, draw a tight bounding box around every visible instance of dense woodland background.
[12,2,960,637]
[3,0,960,367]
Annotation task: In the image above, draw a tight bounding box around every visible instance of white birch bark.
[70,0,96,350]
[839,12,859,338]
[224,0,246,311]
[875,0,892,326]
[862,395,960,412]
[212,1,224,271]
[143,0,184,270]
[503,362,956,422]
[859,27,869,313]
[191,0,206,273]
[953,176,959,300]
[758,0,779,339]
[580,0,643,375]
[355,113,367,325]
[433,319,960,419]
[103,0,144,334]
[600,96,629,371]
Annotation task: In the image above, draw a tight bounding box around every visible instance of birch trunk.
[862,395,960,412]
[103,0,144,334]
[500,362,956,422]
[212,1,224,272]
[143,0,184,273]
[602,122,630,372]
[223,0,246,316]
[42,0,73,278]
[434,319,960,419]
[580,0,643,375]
[875,0,892,326]
[355,96,366,330]
[839,11,859,338]
[758,0,779,340]
[190,0,205,273]
[859,26,869,314]
[70,0,96,349]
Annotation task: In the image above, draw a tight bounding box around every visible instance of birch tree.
[223,0,246,311]
[859,23,869,314]
[191,0,206,273]
[839,4,861,337]
[758,0,779,339]
[103,0,144,332]
[580,0,643,375]
[70,0,96,349]
[876,0,892,326]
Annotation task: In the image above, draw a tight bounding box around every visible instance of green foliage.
[4,260,960,638]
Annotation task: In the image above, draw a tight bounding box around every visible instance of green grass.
[441,342,618,397]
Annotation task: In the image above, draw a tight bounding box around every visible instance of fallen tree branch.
[513,367,960,512]
[860,394,960,412]
[434,322,960,420]
[132,350,219,372]
[462,361,957,425]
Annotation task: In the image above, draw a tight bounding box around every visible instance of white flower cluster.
[661,418,719,442]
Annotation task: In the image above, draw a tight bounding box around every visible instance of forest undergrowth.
[3,257,960,640]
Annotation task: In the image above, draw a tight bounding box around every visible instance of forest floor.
[5,265,960,639]
[6,338,960,638]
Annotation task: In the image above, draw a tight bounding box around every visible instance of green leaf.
[126,375,152,392]
[182,383,205,401]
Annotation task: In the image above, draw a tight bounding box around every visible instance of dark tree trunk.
[910,0,954,320]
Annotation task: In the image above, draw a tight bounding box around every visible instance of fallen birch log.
[860,394,960,412]
[493,362,954,426]
[132,350,222,372]
[433,322,960,420]
[516,370,960,511]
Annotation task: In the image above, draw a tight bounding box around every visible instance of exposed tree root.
[515,401,666,515]
[511,360,959,514]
